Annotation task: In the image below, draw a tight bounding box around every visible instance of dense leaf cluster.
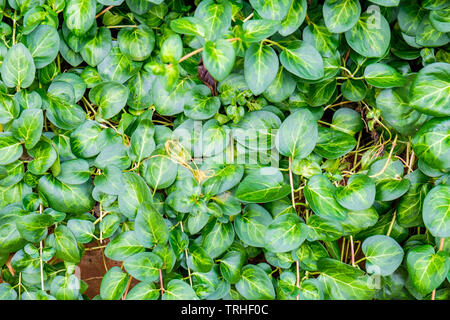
[0,0,449,300]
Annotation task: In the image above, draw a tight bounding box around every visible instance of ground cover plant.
[0,0,449,301]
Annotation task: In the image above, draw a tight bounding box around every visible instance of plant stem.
[159,268,164,294]
[431,238,446,300]
[39,204,45,291]
[288,157,296,210]
[350,235,355,267]
[386,211,396,237]
[12,10,16,45]
[96,5,114,19]
[180,222,193,287]
[296,260,300,300]
[243,12,254,22]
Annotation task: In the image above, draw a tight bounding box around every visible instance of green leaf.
[118,25,155,62]
[280,40,324,80]
[304,174,348,221]
[263,67,296,103]
[242,19,280,42]
[202,40,235,82]
[89,81,129,120]
[118,172,153,219]
[100,267,129,300]
[80,27,112,67]
[318,258,377,300]
[369,0,399,6]
[97,46,142,83]
[335,174,376,211]
[412,117,450,171]
[314,127,357,159]
[187,243,214,273]
[10,108,43,149]
[0,133,23,166]
[323,0,361,33]
[162,279,199,300]
[170,17,206,37]
[135,202,169,248]
[306,215,343,241]
[70,120,106,159]
[0,283,17,300]
[345,12,391,58]
[423,184,450,237]
[49,225,80,263]
[236,265,275,299]
[249,0,291,21]
[24,25,60,69]
[362,235,404,276]
[67,219,95,243]
[1,43,36,88]
[397,2,426,36]
[56,159,90,185]
[265,213,307,253]
[130,119,155,162]
[406,245,450,295]
[94,165,124,196]
[16,213,54,243]
[429,7,450,33]
[105,231,145,261]
[235,204,273,247]
[126,282,159,300]
[63,0,96,36]
[416,16,449,48]
[27,140,57,175]
[275,108,318,159]
[409,62,450,117]
[364,63,406,88]
[244,43,279,95]
[38,175,94,214]
[201,219,234,258]
[220,250,246,284]
[194,0,232,41]
[124,252,163,283]
[279,0,307,36]
[341,79,367,102]
[235,167,290,203]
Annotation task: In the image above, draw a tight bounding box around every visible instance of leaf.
[362,235,404,276]
[265,213,307,253]
[317,258,377,300]
[100,267,129,300]
[397,2,426,36]
[263,67,296,103]
[412,117,450,171]
[242,19,280,42]
[275,108,318,159]
[94,165,124,196]
[429,7,450,33]
[363,63,406,88]
[170,17,206,37]
[16,213,54,243]
[24,25,60,69]
[38,175,94,214]
[194,0,232,41]
[236,265,275,299]
[201,219,234,258]
[0,283,17,300]
[323,0,361,33]
[48,225,80,263]
[280,40,324,80]
[118,25,155,62]
[162,279,199,300]
[56,159,90,185]
[416,16,449,48]
[235,204,273,247]
[67,219,95,243]
[1,43,36,88]
[97,46,142,84]
[341,79,367,102]
[344,12,391,58]
[80,27,112,67]
[304,174,348,222]
[202,39,235,82]
[220,250,246,284]
[118,172,153,219]
[406,245,450,295]
[335,174,376,211]
[244,43,279,95]
[314,127,357,159]
[126,282,159,300]
[10,108,43,149]
[279,0,307,36]
[135,202,169,248]
[235,167,290,203]
[187,243,214,273]
[105,231,145,261]
[130,119,156,162]
[63,0,96,36]
[124,252,163,283]
[409,62,450,117]
[423,184,450,237]
[249,0,291,21]
[27,140,57,175]
[89,81,129,120]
